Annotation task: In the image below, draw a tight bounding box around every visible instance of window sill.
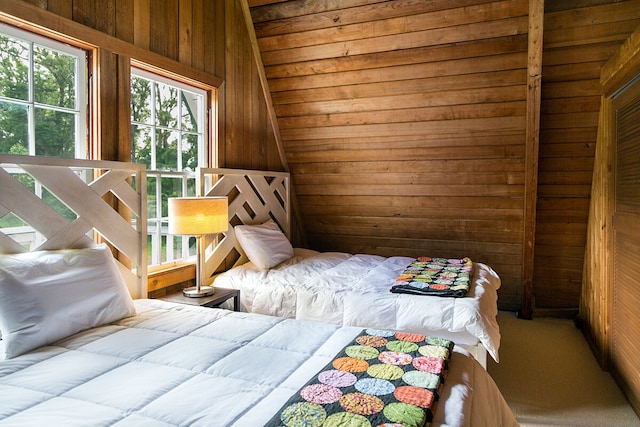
[148,263,195,295]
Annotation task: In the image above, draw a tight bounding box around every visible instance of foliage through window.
[0,23,87,158]
[130,68,209,268]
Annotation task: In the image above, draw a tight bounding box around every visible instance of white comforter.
[0,300,517,426]
[215,249,502,362]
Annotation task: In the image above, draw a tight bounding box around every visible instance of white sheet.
[0,299,517,426]
[214,249,502,362]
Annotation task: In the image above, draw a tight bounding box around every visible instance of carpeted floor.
[487,311,640,427]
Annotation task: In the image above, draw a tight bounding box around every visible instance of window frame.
[0,22,91,251]
[0,22,88,159]
[130,66,209,172]
[130,64,217,273]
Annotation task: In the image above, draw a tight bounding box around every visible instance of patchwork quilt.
[391,257,473,298]
[267,329,453,427]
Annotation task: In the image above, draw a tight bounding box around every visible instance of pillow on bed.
[234,219,294,270]
[0,243,136,359]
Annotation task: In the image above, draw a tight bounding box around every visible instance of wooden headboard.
[197,167,290,281]
[0,155,147,299]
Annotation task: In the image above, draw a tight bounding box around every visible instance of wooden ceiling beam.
[521,0,544,319]
[240,0,307,247]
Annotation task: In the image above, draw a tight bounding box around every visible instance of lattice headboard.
[197,167,290,281]
[0,155,147,298]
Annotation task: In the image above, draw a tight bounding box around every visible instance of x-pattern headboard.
[197,167,290,281]
[0,155,147,298]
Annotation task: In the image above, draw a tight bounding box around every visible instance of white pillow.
[0,244,136,359]
[234,219,294,270]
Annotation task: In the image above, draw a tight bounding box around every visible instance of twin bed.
[0,155,517,426]
[199,168,502,366]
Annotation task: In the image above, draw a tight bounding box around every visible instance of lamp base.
[182,285,215,298]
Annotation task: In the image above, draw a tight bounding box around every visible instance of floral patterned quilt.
[390,257,473,297]
[266,329,453,427]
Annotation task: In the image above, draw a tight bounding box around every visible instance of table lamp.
[168,196,228,297]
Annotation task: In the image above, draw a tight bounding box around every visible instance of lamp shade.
[168,197,228,235]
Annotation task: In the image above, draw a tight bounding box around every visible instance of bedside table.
[160,287,240,311]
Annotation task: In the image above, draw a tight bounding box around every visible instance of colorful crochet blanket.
[266,329,453,427]
[390,257,473,297]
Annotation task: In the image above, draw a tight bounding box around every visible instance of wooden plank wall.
[249,0,640,313]
[249,0,531,311]
[611,81,640,414]
[12,0,284,173]
[582,25,640,413]
[536,0,640,313]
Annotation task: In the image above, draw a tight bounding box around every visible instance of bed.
[197,168,502,366]
[0,155,518,426]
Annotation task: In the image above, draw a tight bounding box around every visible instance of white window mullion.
[150,83,157,170]
[75,55,87,159]
[27,40,35,155]
[181,174,190,259]
[155,174,164,264]
[177,91,183,172]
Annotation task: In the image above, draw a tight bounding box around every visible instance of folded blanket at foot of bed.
[391,257,473,297]
[266,329,454,427]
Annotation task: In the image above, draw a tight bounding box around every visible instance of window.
[0,23,88,248]
[0,23,87,158]
[130,68,210,269]
[0,21,217,275]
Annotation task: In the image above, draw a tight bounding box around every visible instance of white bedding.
[0,299,517,426]
[214,249,502,362]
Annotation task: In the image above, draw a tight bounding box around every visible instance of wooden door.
[611,74,640,413]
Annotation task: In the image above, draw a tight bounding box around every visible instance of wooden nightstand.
[160,287,240,311]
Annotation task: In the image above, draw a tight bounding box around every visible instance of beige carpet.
[487,311,640,427]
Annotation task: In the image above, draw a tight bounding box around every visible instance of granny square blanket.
[390,257,473,298]
[267,329,453,427]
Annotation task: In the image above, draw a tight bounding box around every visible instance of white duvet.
[0,300,517,427]
[215,249,502,362]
